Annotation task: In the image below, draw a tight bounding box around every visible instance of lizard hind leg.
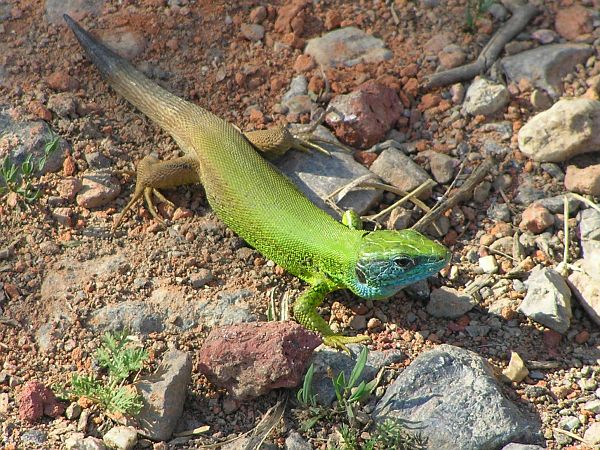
[112,154,201,231]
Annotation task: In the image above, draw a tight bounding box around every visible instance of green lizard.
[64,15,450,350]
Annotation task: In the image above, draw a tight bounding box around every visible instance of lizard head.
[348,229,450,299]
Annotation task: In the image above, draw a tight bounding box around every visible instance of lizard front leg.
[245,126,331,158]
[293,280,370,352]
[113,154,201,230]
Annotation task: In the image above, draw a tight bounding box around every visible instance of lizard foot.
[323,333,371,353]
[112,186,172,231]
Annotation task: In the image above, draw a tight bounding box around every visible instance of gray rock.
[0,113,68,176]
[65,402,82,420]
[518,98,600,162]
[285,431,312,450]
[462,77,509,116]
[103,426,137,450]
[579,208,600,241]
[386,207,413,230]
[482,141,510,156]
[45,0,104,25]
[305,27,392,68]
[274,125,382,216]
[312,345,404,406]
[403,279,431,301]
[137,349,192,441]
[514,180,545,205]
[559,416,580,431]
[502,43,592,97]
[240,23,264,41]
[65,433,107,450]
[473,180,492,204]
[530,89,552,111]
[488,203,511,222]
[20,430,48,445]
[190,268,213,288]
[501,444,545,450]
[428,152,457,184]
[488,3,509,20]
[48,92,79,118]
[373,345,541,450]
[535,194,581,214]
[76,172,121,208]
[584,422,600,445]
[282,76,308,104]
[531,29,558,45]
[583,399,600,413]
[540,163,564,181]
[568,264,600,327]
[518,267,572,333]
[89,288,258,334]
[84,152,112,170]
[369,148,432,199]
[426,287,476,319]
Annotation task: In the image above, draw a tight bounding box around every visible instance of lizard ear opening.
[355,267,367,284]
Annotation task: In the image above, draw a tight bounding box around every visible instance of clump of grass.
[0,132,60,203]
[296,347,427,449]
[62,331,149,416]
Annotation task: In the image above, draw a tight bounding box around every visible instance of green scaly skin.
[64,16,450,350]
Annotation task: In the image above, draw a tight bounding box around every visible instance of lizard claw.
[322,333,371,353]
[112,186,170,232]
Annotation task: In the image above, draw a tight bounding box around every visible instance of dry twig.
[423,3,537,89]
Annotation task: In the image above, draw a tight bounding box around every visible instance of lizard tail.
[63,14,203,136]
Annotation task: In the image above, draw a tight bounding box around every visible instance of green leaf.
[347,346,368,389]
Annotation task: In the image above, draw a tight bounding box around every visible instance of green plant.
[296,346,377,432]
[329,419,428,450]
[331,346,377,423]
[65,331,148,415]
[464,0,494,32]
[0,131,60,203]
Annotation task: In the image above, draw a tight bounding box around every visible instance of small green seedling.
[65,331,148,416]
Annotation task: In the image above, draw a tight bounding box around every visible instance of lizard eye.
[393,257,413,269]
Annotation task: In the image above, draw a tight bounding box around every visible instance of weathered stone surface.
[325,80,402,149]
[136,349,192,441]
[565,163,600,196]
[568,266,600,327]
[502,44,592,97]
[462,77,509,116]
[555,5,593,41]
[519,204,554,234]
[518,98,600,162]
[89,288,258,334]
[197,321,321,399]
[311,345,404,406]
[76,172,121,208]
[426,287,476,319]
[102,426,137,450]
[45,0,104,24]
[275,125,382,216]
[305,27,392,68]
[0,113,68,175]
[518,267,572,334]
[18,381,65,423]
[373,345,541,450]
[369,147,432,198]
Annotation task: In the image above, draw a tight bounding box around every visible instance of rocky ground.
[2,0,600,449]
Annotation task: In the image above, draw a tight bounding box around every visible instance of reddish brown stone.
[197,321,321,399]
[18,381,65,423]
[324,10,342,30]
[519,203,554,234]
[326,80,403,149]
[47,71,80,92]
[293,54,316,73]
[274,0,309,34]
[565,164,600,196]
[555,6,593,41]
[63,155,77,177]
[28,100,52,121]
[354,151,378,167]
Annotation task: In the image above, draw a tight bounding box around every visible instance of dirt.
[1,0,599,449]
